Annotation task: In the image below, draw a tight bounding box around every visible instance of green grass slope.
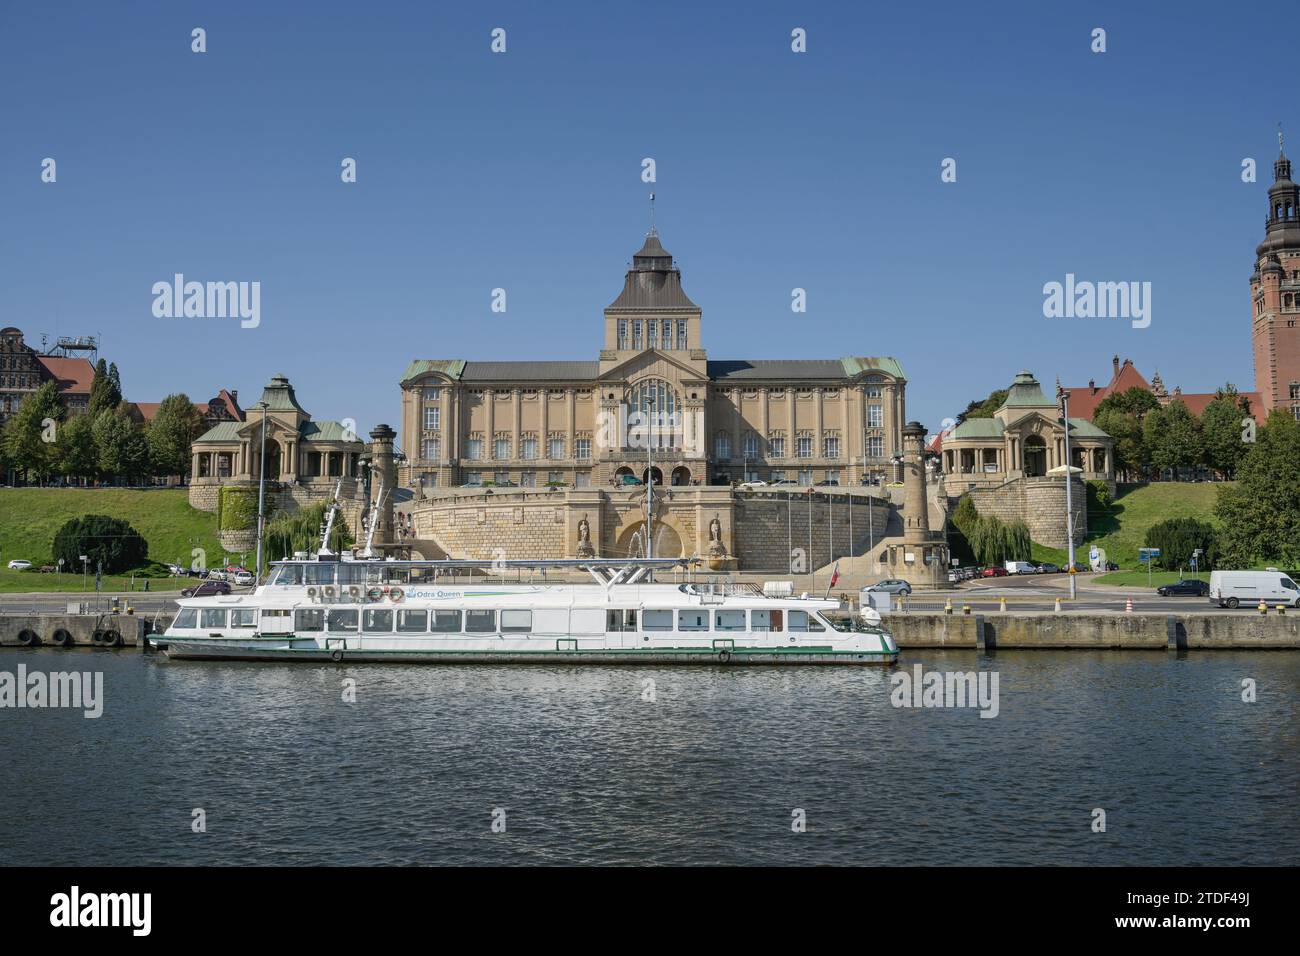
[0,488,223,593]
[1085,482,1223,586]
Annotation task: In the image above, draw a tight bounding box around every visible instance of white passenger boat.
[156,556,898,666]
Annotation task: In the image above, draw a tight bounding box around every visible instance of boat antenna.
[318,478,344,557]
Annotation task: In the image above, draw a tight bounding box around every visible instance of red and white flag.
[829,562,840,588]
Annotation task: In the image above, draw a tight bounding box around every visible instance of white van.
[1208,569,1300,608]
[1005,561,1037,575]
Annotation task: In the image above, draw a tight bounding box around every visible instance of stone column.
[485,389,496,460]
[369,424,398,551]
[511,388,521,462]
[902,422,930,539]
[540,389,550,459]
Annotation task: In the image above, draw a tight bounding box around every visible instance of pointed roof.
[607,231,699,311]
[255,374,308,414]
[999,370,1053,408]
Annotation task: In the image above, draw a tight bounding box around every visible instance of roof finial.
[1280,122,1286,154]
[648,192,657,237]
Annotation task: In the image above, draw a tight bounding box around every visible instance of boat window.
[397,609,428,632]
[501,609,532,632]
[174,608,197,629]
[465,610,497,633]
[326,608,359,632]
[643,609,674,631]
[678,610,710,632]
[788,610,825,633]
[305,564,336,586]
[295,609,325,632]
[606,609,638,632]
[230,609,256,628]
[715,609,746,631]
[337,564,368,585]
[363,609,394,632]
[431,610,462,633]
[200,609,227,629]
[274,565,303,586]
[751,609,782,632]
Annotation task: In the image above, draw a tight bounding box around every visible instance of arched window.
[626,379,681,449]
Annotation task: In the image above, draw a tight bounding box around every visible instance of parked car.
[738,480,768,488]
[817,479,840,486]
[1005,561,1037,575]
[866,579,913,595]
[618,475,644,486]
[224,565,250,576]
[1157,579,1210,597]
[180,580,232,598]
[1104,561,1119,571]
[981,566,1009,578]
[233,571,255,587]
[1208,569,1300,608]
[771,478,800,486]
[206,569,227,582]
[166,563,187,576]
[6,559,33,571]
[1070,562,1089,573]
[1036,563,1062,574]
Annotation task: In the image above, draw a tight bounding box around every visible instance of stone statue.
[576,515,594,557]
[707,515,726,557]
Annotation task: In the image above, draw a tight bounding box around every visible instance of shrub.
[264,502,352,560]
[1144,517,1217,571]
[219,487,262,531]
[52,514,148,574]
[1087,480,1112,513]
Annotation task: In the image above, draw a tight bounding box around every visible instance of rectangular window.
[647,320,658,350]
[465,472,483,486]
[466,439,483,461]
[743,433,758,458]
[423,406,440,430]
[494,471,511,486]
[715,609,747,631]
[465,609,497,633]
[431,610,463,633]
[547,470,564,485]
[715,434,731,459]
[520,471,536,487]
[200,608,227,629]
[422,438,440,461]
[825,469,840,484]
[770,437,786,458]
[1291,383,1300,400]
[363,609,394,632]
[796,436,813,458]
[500,609,532,632]
[575,471,591,487]
[606,609,638,632]
[662,320,672,349]
[643,609,674,631]
[421,471,438,487]
[397,609,428,632]
[327,609,359,633]
[305,564,335,586]
[494,438,510,460]
[751,608,782,632]
[633,320,643,350]
[676,320,688,350]
[868,436,884,458]
[423,387,441,402]
[521,438,537,460]
[866,386,882,398]
[678,610,710,631]
[548,438,564,459]
[576,438,591,459]
[788,610,825,633]
[868,405,884,427]
[617,319,628,350]
[231,609,256,628]
[174,608,198,629]
[824,436,840,459]
[295,609,324,632]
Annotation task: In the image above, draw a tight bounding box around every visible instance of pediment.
[597,349,705,385]
[1001,410,1060,435]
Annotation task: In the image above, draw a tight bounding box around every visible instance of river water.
[1,648,1296,865]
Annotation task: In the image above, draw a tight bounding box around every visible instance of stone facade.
[1251,143,1300,418]
[966,476,1087,551]
[399,227,908,492]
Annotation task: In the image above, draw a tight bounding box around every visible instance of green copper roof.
[946,418,1005,440]
[403,359,466,383]
[193,421,242,443]
[1000,370,1053,408]
[255,374,308,413]
[301,420,361,443]
[840,356,905,380]
[1068,417,1109,438]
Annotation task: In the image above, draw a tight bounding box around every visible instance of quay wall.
[887,612,1300,649]
[0,613,151,648]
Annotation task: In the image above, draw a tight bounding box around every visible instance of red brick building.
[1061,356,1260,422]
[0,327,96,424]
[1251,145,1300,420]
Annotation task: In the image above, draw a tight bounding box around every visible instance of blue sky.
[0,0,1278,439]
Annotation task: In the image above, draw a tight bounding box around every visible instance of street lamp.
[254,401,268,585]
[1053,385,1081,600]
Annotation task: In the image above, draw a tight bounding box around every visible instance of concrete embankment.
[887,612,1300,649]
[0,612,156,648]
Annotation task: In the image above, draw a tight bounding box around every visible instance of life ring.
[718,649,731,663]
[16,629,38,647]
[367,587,383,602]
[389,588,404,603]
[330,649,344,662]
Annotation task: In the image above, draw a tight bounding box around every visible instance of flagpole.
[822,561,839,600]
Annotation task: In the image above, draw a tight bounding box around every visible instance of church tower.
[1251,135,1300,417]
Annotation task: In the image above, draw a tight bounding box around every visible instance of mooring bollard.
[963,604,971,615]
[944,599,953,615]
[999,596,1007,612]
[1259,600,1268,615]
[1277,604,1287,615]
[1054,597,1062,613]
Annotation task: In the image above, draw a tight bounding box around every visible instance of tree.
[52,514,148,573]
[1145,517,1218,571]
[955,389,1009,425]
[87,359,122,416]
[1,380,66,484]
[1093,387,1161,480]
[264,502,352,561]
[147,394,202,478]
[92,409,150,482]
[1143,399,1201,477]
[58,412,99,484]
[1198,386,1250,479]
[1215,410,1300,567]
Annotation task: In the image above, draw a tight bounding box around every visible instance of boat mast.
[318,478,343,557]
[360,478,386,559]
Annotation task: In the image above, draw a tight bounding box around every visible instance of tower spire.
[648,191,657,237]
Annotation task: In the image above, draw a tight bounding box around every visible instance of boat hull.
[161,640,897,666]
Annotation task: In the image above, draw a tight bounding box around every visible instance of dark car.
[181,580,232,598]
[1036,563,1062,574]
[1157,579,1210,597]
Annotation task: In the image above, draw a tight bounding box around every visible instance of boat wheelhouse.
[158,557,897,665]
